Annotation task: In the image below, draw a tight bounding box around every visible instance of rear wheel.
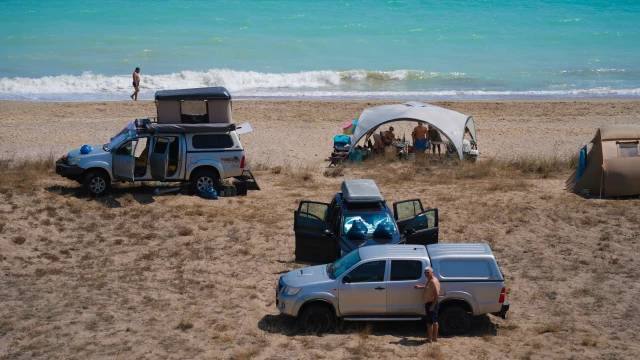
[297,304,335,333]
[189,168,220,195]
[439,306,470,336]
[83,170,111,197]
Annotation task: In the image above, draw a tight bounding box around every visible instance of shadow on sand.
[44,183,190,207]
[258,313,499,343]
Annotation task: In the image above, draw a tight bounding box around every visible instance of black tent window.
[617,141,639,158]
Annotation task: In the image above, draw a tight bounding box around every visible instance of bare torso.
[423,277,440,303]
[133,72,140,85]
[413,125,427,140]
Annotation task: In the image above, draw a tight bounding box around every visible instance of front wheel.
[83,170,111,197]
[297,304,336,333]
[439,306,471,336]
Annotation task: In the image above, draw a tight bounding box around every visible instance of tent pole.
[599,169,604,199]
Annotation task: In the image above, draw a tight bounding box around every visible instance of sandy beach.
[2,99,640,166]
[1,99,640,359]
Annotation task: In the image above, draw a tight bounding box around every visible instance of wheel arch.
[82,166,113,181]
[296,298,338,319]
[439,298,473,314]
[187,163,223,181]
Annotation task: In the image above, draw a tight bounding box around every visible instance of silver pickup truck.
[276,243,509,335]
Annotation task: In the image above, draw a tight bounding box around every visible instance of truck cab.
[294,179,439,263]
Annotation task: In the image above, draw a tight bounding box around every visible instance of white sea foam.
[0,69,638,101]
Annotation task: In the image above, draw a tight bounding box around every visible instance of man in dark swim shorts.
[415,266,441,343]
[131,67,140,100]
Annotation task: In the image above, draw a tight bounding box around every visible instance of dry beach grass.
[1,100,640,359]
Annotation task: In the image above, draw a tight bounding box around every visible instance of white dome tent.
[348,102,478,160]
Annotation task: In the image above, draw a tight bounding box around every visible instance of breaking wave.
[0,68,638,101]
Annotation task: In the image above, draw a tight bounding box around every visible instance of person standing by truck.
[130,67,141,100]
[415,266,441,343]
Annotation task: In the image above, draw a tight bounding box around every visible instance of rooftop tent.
[566,124,640,197]
[154,86,232,124]
[349,102,477,159]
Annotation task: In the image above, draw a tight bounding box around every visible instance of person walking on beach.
[131,67,141,100]
[412,122,428,153]
[415,266,440,343]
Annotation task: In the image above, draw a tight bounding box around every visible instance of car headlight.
[67,157,81,166]
[284,286,302,296]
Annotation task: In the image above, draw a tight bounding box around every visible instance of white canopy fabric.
[350,102,477,159]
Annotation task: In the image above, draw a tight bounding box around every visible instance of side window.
[134,137,149,158]
[116,140,135,156]
[390,260,423,281]
[439,260,492,279]
[192,134,234,149]
[345,261,386,283]
[154,137,169,154]
[395,200,423,221]
[299,202,328,222]
[618,141,639,158]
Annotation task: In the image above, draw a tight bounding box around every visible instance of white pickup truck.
[276,243,509,335]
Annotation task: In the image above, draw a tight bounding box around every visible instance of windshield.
[327,249,361,279]
[343,213,397,236]
[104,120,138,151]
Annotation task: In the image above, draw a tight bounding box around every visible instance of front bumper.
[55,159,84,180]
[276,279,301,317]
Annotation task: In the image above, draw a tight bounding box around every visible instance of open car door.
[393,199,439,246]
[112,139,137,181]
[149,137,171,180]
[294,201,338,263]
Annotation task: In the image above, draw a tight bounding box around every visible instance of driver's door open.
[294,201,337,263]
[112,139,138,181]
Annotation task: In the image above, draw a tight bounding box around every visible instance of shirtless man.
[384,126,396,146]
[130,67,141,101]
[412,122,428,153]
[415,266,441,343]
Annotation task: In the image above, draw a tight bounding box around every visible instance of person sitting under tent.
[384,126,396,146]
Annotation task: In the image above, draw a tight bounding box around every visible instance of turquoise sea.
[1,0,639,101]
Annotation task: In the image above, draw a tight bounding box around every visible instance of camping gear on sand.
[342,119,358,135]
[566,124,640,197]
[348,102,478,160]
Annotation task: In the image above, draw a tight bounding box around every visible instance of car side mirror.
[405,228,417,235]
[323,229,334,237]
[342,275,352,284]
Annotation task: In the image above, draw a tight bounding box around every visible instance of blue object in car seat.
[346,220,368,240]
[373,221,394,239]
[80,144,92,154]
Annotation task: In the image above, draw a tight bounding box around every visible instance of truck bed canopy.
[349,102,477,159]
[154,87,231,101]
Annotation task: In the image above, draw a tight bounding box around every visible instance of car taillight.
[499,286,506,303]
[240,155,245,169]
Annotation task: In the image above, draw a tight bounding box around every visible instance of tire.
[297,304,336,333]
[189,168,220,195]
[83,170,111,197]
[439,306,471,336]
